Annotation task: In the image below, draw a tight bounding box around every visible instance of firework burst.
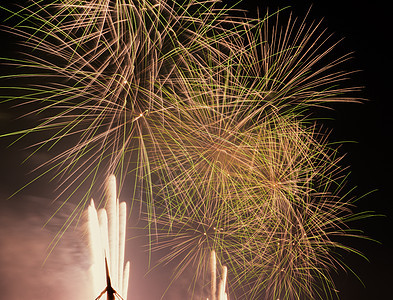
[0,0,246,212]
[143,13,364,295]
[1,1,371,299]
[150,109,361,298]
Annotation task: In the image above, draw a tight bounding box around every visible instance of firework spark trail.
[87,175,129,300]
[210,250,217,300]
[148,72,360,297]
[0,0,249,216]
[1,1,371,299]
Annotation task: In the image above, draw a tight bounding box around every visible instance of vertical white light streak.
[123,261,130,298]
[87,200,105,296]
[106,174,119,289]
[118,201,127,293]
[218,266,228,300]
[210,250,217,300]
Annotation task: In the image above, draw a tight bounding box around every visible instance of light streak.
[208,250,228,300]
[87,175,129,299]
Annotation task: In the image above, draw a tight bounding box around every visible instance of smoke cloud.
[0,195,91,300]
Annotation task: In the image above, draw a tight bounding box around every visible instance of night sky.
[0,1,391,299]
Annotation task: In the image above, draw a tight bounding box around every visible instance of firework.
[1,1,371,299]
[87,174,129,299]
[150,111,361,298]
[0,0,246,213]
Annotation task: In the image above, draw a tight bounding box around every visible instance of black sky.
[0,1,392,299]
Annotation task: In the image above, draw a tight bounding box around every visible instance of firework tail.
[218,266,228,300]
[210,250,217,300]
[118,201,127,293]
[88,200,106,296]
[106,174,119,288]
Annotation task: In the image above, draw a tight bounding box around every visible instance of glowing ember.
[87,175,130,299]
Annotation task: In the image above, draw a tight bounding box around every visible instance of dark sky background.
[0,1,391,299]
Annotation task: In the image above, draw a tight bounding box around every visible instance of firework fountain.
[87,175,130,300]
[86,176,229,300]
